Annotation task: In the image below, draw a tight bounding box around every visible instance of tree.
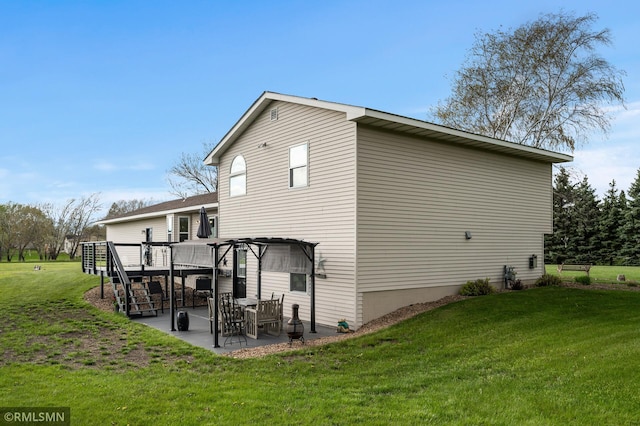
[0,204,8,260]
[598,181,625,265]
[432,12,625,151]
[13,205,50,262]
[621,169,640,265]
[0,203,20,261]
[571,177,600,263]
[43,193,102,260]
[545,167,576,264]
[105,199,154,219]
[167,141,217,199]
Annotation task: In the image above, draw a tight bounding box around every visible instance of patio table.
[236,297,258,308]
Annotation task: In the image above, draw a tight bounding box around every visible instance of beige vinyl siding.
[356,125,552,296]
[105,218,167,265]
[105,218,167,244]
[217,101,358,327]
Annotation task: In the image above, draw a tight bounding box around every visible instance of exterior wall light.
[465,231,472,240]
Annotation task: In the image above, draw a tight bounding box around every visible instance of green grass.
[2,263,640,424]
[546,264,640,284]
[0,250,74,262]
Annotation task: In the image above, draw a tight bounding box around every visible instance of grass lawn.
[2,262,640,424]
[545,264,640,284]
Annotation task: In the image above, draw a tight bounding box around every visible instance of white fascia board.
[204,92,365,165]
[97,203,219,225]
[204,91,572,166]
[351,108,574,163]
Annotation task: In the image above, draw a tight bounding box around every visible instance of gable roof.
[98,192,218,225]
[205,91,573,165]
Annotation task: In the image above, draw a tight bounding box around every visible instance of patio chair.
[219,294,246,346]
[271,292,285,329]
[207,297,216,334]
[207,292,238,334]
[147,281,167,314]
[245,299,281,339]
[192,277,212,309]
[211,292,237,335]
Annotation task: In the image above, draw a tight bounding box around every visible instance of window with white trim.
[179,216,189,242]
[166,215,174,242]
[289,143,308,188]
[290,273,307,292]
[229,155,247,197]
[209,216,217,238]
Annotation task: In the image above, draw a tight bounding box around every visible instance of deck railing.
[81,241,175,316]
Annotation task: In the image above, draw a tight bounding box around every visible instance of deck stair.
[111,280,159,316]
[104,241,158,317]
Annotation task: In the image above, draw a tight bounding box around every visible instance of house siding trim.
[206,92,573,167]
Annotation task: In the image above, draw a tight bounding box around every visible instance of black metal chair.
[192,277,212,308]
[219,294,246,346]
[147,281,167,314]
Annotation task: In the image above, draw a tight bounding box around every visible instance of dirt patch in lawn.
[0,292,197,370]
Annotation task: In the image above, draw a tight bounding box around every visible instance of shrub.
[574,275,592,285]
[510,279,524,291]
[459,278,495,296]
[535,274,562,287]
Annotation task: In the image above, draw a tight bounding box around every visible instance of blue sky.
[1,0,638,214]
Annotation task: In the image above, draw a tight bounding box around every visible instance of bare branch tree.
[0,203,20,261]
[167,141,217,198]
[67,194,102,259]
[43,193,102,260]
[432,12,626,151]
[105,199,155,219]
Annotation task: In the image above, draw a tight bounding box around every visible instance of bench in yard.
[557,263,592,276]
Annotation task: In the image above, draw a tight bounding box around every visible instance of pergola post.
[310,245,316,333]
[213,244,220,348]
[257,245,264,300]
[169,246,175,331]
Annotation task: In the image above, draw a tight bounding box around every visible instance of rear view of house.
[205,92,572,329]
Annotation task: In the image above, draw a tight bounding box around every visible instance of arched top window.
[229,155,246,197]
[230,155,246,174]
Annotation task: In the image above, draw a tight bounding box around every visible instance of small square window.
[290,273,307,292]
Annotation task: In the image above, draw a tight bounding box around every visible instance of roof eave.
[204,91,572,165]
[204,92,365,165]
[349,109,573,164]
[97,202,219,225]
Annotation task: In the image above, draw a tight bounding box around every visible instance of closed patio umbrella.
[196,206,212,239]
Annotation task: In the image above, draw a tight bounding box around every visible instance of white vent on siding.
[270,108,278,121]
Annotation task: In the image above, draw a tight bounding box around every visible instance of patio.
[132,305,337,355]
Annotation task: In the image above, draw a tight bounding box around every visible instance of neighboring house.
[205,91,572,329]
[97,192,218,267]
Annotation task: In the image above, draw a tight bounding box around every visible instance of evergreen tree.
[621,169,640,265]
[545,167,576,264]
[598,180,624,265]
[572,177,601,263]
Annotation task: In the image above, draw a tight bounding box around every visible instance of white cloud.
[93,160,156,172]
[93,161,118,171]
[128,162,155,171]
